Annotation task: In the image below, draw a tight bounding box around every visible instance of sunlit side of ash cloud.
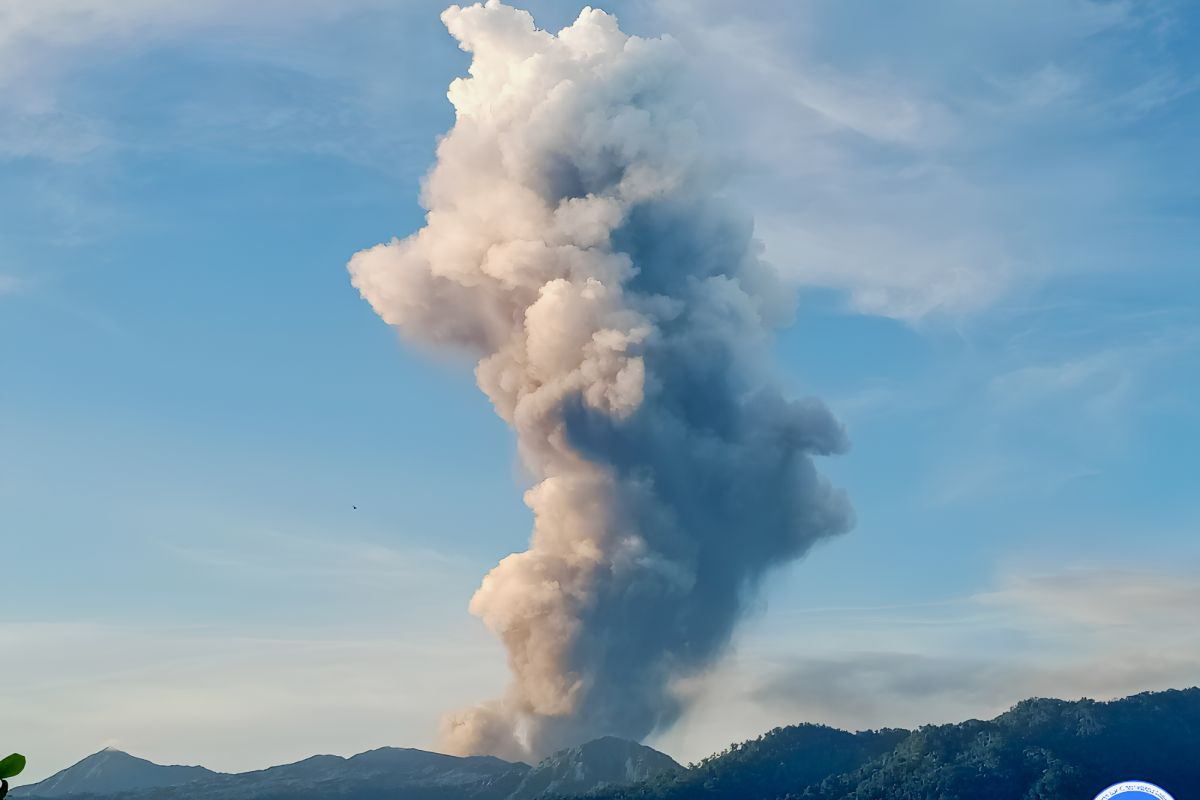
[349,0,852,762]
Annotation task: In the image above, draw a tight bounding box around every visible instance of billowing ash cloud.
[348,1,852,762]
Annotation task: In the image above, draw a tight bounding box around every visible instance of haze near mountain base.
[348,1,852,761]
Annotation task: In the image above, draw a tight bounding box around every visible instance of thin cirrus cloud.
[0,273,25,295]
[0,0,442,163]
[8,0,1196,322]
[161,526,469,585]
[977,567,1200,631]
[652,0,1198,321]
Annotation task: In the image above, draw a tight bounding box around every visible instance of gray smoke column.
[348,1,853,762]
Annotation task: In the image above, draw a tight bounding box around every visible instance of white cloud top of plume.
[349,1,851,761]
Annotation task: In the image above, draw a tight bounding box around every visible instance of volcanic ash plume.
[348,1,853,762]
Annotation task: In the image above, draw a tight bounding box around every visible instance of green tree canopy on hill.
[578,688,1200,800]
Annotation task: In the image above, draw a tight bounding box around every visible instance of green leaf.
[0,753,25,779]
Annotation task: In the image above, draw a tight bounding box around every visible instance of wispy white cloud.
[0,1,228,160]
[4,0,1194,323]
[988,350,1137,412]
[757,215,1013,320]
[986,328,1198,416]
[979,567,1200,632]
[0,0,432,162]
[648,0,1195,321]
[899,308,1200,505]
[923,453,1102,508]
[0,273,25,295]
[161,526,467,586]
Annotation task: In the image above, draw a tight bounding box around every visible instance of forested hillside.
[583,688,1200,800]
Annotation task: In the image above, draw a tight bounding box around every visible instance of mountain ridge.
[586,687,1200,800]
[14,738,673,800]
[16,688,1200,800]
[14,749,218,798]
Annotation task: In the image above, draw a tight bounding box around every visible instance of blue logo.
[1093,781,1176,800]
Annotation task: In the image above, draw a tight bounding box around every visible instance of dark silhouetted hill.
[17,689,1199,800]
[13,749,217,797]
[580,724,908,800]
[585,688,1200,800]
[14,738,678,800]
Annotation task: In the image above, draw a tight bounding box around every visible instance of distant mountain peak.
[506,737,683,800]
[15,750,218,798]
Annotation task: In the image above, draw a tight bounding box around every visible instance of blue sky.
[2,0,1199,783]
